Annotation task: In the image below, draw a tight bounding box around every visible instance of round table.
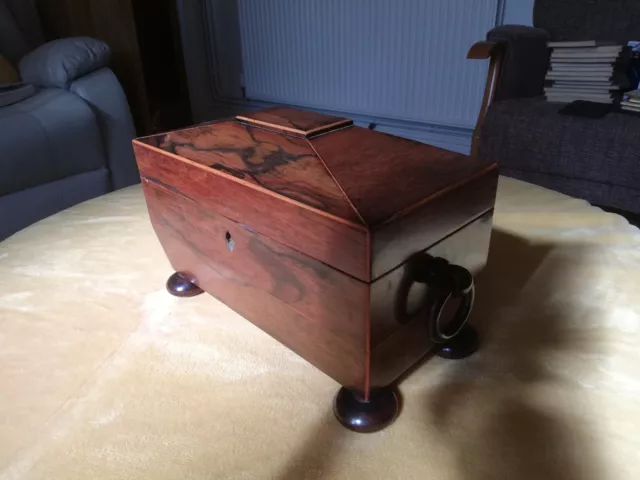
[1,177,639,480]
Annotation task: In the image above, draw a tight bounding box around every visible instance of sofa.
[0,0,139,240]
[473,0,640,215]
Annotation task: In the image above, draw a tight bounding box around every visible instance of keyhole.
[225,231,235,252]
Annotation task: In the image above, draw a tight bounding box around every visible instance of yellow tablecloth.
[1,178,639,480]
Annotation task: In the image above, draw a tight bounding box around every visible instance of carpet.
[1,177,639,479]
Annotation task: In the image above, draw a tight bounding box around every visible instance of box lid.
[136,107,497,281]
[236,107,352,138]
[139,107,494,228]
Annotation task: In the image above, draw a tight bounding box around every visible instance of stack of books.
[621,89,640,112]
[544,40,632,104]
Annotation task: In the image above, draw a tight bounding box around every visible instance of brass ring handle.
[395,253,475,343]
[425,263,474,343]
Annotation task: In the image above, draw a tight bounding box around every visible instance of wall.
[178,0,512,154]
[238,0,497,130]
[503,0,534,26]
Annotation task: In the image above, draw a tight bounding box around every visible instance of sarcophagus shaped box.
[133,107,498,432]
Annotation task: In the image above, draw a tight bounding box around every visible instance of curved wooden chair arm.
[467,41,506,158]
[467,41,504,60]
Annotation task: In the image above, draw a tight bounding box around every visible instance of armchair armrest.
[19,37,110,89]
[467,40,504,60]
[467,25,549,158]
[467,40,505,158]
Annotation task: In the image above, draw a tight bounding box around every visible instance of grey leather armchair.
[0,0,139,240]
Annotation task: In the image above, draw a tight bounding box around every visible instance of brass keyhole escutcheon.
[225,231,235,252]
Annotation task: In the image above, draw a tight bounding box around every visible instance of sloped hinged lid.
[236,107,353,138]
[137,107,497,282]
[140,107,495,229]
[236,107,495,228]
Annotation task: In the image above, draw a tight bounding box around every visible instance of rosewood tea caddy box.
[133,107,498,433]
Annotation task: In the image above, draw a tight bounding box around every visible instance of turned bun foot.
[333,387,399,433]
[166,272,204,297]
[436,324,479,360]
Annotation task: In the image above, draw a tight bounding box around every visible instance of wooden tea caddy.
[133,107,498,433]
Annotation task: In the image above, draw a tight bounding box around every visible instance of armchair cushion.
[70,68,139,189]
[487,25,550,102]
[534,0,640,43]
[19,37,110,89]
[0,88,106,196]
[479,98,640,212]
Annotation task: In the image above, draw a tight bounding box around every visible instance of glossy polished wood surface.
[467,40,505,158]
[371,168,498,279]
[236,107,352,138]
[136,108,498,282]
[166,272,203,297]
[139,121,361,223]
[134,106,499,402]
[467,40,503,60]
[369,213,493,388]
[333,386,399,433]
[143,180,368,391]
[134,143,369,280]
[310,126,496,227]
[436,324,479,360]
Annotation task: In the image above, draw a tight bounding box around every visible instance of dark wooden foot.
[166,272,204,297]
[436,324,479,359]
[333,386,399,433]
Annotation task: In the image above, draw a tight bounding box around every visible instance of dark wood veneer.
[143,180,368,390]
[371,169,498,279]
[134,106,498,432]
[369,212,493,388]
[467,41,505,158]
[310,126,495,226]
[237,107,352,138]
[134,143,370,281]
[142,121,361,223]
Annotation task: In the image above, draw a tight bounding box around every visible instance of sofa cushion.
[480,97,640,192]
[19,37,110,89]
[0,88,106,196]
[534,0,640,43]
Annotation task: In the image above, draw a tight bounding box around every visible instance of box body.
[134,108,498,396]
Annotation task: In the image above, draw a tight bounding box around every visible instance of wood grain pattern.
[310,126,496,226]
[371,168,499,279]
[369,212,493,388]
[139,121,361,223]
[467,41,506,158]
[143,181,368,390]
[467,40,503,60]
[236,107,352,138]
[134,106,501,399]
[134,142,370,281]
